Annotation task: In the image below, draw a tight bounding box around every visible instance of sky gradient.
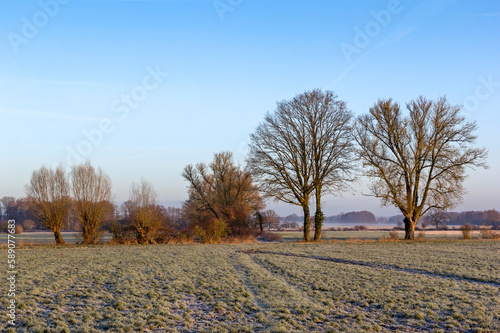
[1,0,499,216]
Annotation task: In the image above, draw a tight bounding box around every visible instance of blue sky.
[1,0,499,216]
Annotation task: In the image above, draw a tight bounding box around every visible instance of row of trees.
[329,211,376,224]
[19,89,488,242]
[21,154,279,244]
[23,159,195,245]
[24,161,113,244]
[422,208,500,229]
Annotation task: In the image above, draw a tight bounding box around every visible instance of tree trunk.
[313,210,324,241]
[82,225,93,244]
[313,187,323,241]
[54,230,65,245]
[136,225,149,244]
[302,204,311,242]
[257,212,263,236]
[404,217,416,240]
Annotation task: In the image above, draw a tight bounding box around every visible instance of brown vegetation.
[25,165,71,244]
[71,161,113,244]
[460,223,473,240]
[182,151,263,241]
[126,179,164,244]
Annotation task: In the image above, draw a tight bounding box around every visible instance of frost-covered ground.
[1,241,499,332]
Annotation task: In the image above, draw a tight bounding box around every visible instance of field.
[0,228,471,246]
[1,241,499,332]
[278,230,468,242]
[0,232,113,245]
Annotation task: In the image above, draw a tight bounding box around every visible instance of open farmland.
[1,241,499,332]
[0,228,470,246]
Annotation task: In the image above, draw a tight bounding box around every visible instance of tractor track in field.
[238,249,500,288]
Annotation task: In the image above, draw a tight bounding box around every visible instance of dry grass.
[1,241,498,332]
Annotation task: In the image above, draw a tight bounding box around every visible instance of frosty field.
[1,241,499,332]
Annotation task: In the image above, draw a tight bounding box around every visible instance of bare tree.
[293,90,356,240]
[128,179,162,244]
[182,151,264,237]
[426,208,450,230]
[261,209,281,230]
[354,96,488,239]
[248,89,355,241]
[25,165,70,244]
[71,161,113,244]
[0,196,15,221]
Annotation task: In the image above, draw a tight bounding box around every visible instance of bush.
[193,219,229,243]
[416,229,425,240]
[260,232,284,242]
[479,226,500,239]
[15,225,24,234]
[380,231,399,241]
[353,225,367,231]
[460,223,473,240]
[109,223,137,244]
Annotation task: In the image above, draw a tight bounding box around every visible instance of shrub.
[108,223,137,244]
[416,229,425,240]
[387,231,399,240]
[353,225,367,231]
[260,232,284,242]
[479,226,500,239]
[380,231,399,241]
[15,225,24,234]
[194,219,229,243]
[460,223,473,240]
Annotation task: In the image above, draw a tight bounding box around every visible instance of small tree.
[182,151,264,238]
[23,219,36,231]
[127,179,163,244]
[25,165,70,244]
[355,96,487,239]
[427,208,450,230]
[71,161,113,244]
[261,209,281,230]
[0,196,15,221]
[460,223,473,240]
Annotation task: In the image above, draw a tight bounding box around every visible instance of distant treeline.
[424,210,500,227]
[1,196,498,232]
[282,211,381,224]
[279,210,500,227]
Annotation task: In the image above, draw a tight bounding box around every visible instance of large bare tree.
[354,96,488,239]
[127,179,162,244]
[292,90,356,240]
[248,89,355,241]
[71,161,113,244]
[25,165,70,244]
[182,151,263,237]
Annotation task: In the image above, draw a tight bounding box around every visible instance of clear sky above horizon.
[1,0,499,216]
